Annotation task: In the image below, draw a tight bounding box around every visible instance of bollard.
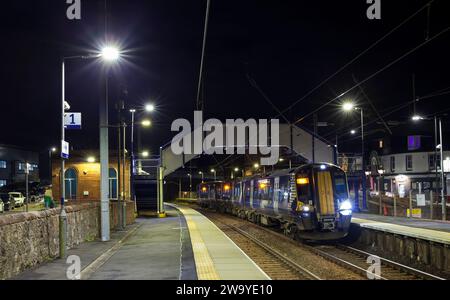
[393,195,397,217]
[408,190,413,218]
[430,190,433,220]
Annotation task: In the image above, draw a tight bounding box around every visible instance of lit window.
[0,180,6,187]
[379,140,383,149]
[0,161,6,169]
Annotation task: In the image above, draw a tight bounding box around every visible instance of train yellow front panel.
[317,171,335,215]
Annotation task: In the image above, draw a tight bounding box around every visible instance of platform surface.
[172,204,270,280]
[13,206,197,280]
[353,213,450,245]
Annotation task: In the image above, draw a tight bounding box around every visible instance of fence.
[367,190,449,220]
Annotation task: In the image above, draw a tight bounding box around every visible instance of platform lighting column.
[439,118,446,221]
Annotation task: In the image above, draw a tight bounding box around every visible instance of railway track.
[202,209,446,280]
[207,213,322,280]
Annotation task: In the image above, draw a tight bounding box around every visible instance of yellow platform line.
[178,207,220,280]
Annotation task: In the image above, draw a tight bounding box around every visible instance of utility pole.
[122,121,127,228]
[361,108,367,211]
[434,116,439,219]
[117,100,123,230]
[100,71,110,242]
[439,118,446,221]
[25,162,29,213]
[60,59,67,257]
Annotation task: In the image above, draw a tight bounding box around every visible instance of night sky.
[1,0,449,155]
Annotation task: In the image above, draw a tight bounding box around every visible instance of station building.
[51,150,131,202]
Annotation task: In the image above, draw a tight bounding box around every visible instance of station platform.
[171,204,270,280]
[352,213,450,245]
[13,204,269,280]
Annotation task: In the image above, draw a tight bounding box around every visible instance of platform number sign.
[64,113,82,130]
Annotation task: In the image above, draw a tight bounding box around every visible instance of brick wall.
[0,201,136,280]
[51,158,131,202]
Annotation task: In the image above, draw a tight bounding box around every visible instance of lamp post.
[211,169,216,181]
[199,171,204,183]
[59,47,120,255]
[49,147,56,183]
[412,114,447,221]
[342,102,366,211]
[378,167,385,215]
[187,173,192,197]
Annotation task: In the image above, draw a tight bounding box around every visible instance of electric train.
[198,163,352,241]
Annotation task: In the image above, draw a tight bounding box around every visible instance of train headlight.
[339,200,352,216]
[302,206,310,212]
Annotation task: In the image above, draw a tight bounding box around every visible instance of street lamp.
[342,102,355,112]
[412,115,424,122]
[100,47,120,61]
[210,169,216,181]
[60,46,121,252]
[199,171,204,183]
[377,167,385,215]
[141,119,152,127]
[342,102,366,211]
[187,173,192,195]
[142,151,150,158]
[145,104,155,112]
[411,115,446,220]
[87,157,96,163]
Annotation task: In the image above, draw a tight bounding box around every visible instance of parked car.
[0,193,14,211]
[9,192,25,207]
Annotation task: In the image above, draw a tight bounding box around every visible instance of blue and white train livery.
[198,163,352,241]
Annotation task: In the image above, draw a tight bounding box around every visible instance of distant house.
[0,144,40,188]
[51,150,131,202]
[380,151,450,198]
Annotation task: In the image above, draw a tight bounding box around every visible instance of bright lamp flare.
[145,104,155,112]
[141,120,151,127]
[342,102,355,111]
[101,47,120,61]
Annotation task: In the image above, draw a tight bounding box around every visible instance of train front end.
[294,163,352,240]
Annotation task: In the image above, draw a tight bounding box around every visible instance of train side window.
[296,173,311,200]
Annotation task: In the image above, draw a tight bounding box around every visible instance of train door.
[273,177,280,215]
[249,180,254,208]
[244,181,251,208]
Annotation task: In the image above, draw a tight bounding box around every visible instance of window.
[332,169,349,200]
[0,161,6,169]
[390,156,396,172]
[109,168,118,199]
[0,180,6,187]
[428,154,441,171]
[64,168,77,200]
[379,140,384,149]
[406,155,413,171]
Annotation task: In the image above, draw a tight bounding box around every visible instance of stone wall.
[0,201,136,280]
